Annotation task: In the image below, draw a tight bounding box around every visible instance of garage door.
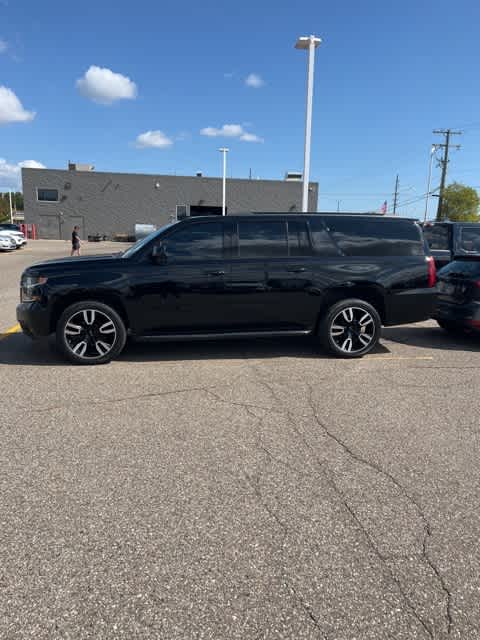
[39,214,61,239]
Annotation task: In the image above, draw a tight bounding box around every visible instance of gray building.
[22,167,318,240]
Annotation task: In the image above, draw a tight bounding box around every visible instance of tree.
[0,192,24,221]
[0,194,10,222]
[438,182,480,222]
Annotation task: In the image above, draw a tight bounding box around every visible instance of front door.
[131,220,231,334]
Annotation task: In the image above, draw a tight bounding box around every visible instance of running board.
[135,330,312,342]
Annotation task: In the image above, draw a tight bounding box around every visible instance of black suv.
[17,214,437,364]
[422,221,480,269]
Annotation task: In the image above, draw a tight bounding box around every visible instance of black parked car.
[17,214,437,364]
[435,258,480,333]
[422,221,480,269]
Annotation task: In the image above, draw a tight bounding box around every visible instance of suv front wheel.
[56,301,127,365]
[318,298,381,358]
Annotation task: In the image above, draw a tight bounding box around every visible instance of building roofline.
[21,167,318,187]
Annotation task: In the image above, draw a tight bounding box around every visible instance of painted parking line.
[365,355,434,361]
[0,323,21,341]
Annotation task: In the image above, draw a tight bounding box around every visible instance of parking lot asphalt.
[1,241,480,639]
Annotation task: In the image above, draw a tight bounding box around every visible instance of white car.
[0,235,16,251]
[0,229,27,249]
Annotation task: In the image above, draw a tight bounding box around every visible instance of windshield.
[121,222,177,258]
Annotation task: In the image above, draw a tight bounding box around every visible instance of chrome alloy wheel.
[64,309,117,359]
[329,306,375,354]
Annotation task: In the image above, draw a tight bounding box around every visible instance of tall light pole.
[295,35,321,212]
[219,148,229,216]
[8,189,13,224]
[424,145,437,222]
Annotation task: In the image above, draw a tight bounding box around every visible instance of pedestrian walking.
[71,225,81,256]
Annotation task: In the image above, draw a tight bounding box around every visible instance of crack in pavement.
[303,380,453,638]
[240,361,446,639]
[287,582,329,639]
[20,384,232,415]
[206,385,330,637]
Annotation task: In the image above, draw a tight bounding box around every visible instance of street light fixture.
[295,34,322,212]
[219,148,229,216]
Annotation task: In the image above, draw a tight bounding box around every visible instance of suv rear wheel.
[318,298,381,358]
[56,301,127,365]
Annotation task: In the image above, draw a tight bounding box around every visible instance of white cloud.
[200,124,244,137]
[0,158,45,188]
[135,130,173,148]
[200,123,264,142]
[18,160,46,169]
[0,86,35,124]
[76,65,137,105]
[245,73,264,88]
[239,132,264,143]
[0,38,7,53]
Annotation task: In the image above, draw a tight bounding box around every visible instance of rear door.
[225,218,320,331]
[263,219,321,330]
[224,219,283,331]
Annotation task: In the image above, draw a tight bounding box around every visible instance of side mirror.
[151,244,168,264]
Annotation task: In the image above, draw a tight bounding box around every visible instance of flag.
[380,200,387,215]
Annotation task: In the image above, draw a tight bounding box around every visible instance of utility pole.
[433,129,462,220]
[393,174,399,215]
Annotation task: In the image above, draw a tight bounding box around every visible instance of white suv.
[0,235,16,251]
[0,224,27,249]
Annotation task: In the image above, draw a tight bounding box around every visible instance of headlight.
[20,275,48,302]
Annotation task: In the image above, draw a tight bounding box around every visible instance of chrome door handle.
[204,270,225,276]
[287,266,306,273]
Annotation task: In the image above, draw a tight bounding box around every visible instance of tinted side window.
[458,227,480,253]
[238,221,287,258]
[288,220,312,257]
[164,222,223,259]
[324,218,423,257]
[423,224,450,250]
[308,218,340,256]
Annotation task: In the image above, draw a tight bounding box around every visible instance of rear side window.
[423,224,450,250]
[323,218,424,257]
[238,220,287,257]
[288,220,312,257]
[308,218,339,256]
[458,227,480,253]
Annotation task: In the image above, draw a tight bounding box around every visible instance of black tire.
[56,300,127,365]
[318,298,381,358]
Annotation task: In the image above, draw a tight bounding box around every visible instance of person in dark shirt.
[71,225,81,256]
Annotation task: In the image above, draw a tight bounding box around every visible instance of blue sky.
[1,0,479,215]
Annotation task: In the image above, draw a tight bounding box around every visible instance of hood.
[0,230,20,236]
[26,253,121,273]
